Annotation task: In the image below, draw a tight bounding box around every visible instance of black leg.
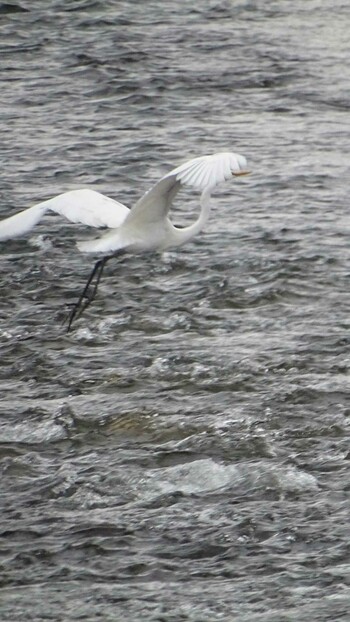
[65,256,110,332]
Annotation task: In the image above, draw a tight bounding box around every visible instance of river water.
[1,1,350,620]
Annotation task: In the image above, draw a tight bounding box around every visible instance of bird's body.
[0,152,249,328]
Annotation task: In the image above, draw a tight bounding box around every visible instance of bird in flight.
[0,151,250,330]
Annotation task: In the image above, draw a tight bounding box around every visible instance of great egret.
[0,152,249,329]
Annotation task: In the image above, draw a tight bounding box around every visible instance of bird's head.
[230,153,251,176]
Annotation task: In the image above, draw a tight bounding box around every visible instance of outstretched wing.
[126,152,249,226]
[0,189,130,241]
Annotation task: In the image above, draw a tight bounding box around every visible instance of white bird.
[0,151,250,329]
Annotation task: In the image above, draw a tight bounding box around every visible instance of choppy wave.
[1,0,350,620]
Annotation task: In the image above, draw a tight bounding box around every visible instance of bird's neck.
[170,188,212,247]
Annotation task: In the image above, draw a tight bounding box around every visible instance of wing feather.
[41,189,129,228]
[0,204,47,241]
[175,159,206,187]
[0,189,130,241]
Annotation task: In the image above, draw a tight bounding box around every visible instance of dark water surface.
[1,1,350,620]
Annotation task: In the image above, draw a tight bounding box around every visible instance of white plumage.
[0,189,129,241]
[0,152,248,249]
[0,151,250,328]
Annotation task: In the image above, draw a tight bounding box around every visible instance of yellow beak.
[233,170,251,176]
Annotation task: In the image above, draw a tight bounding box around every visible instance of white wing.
[0,189,130,241]
[125,152,249,226]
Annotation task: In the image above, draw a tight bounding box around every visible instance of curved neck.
[170,188,212,247]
